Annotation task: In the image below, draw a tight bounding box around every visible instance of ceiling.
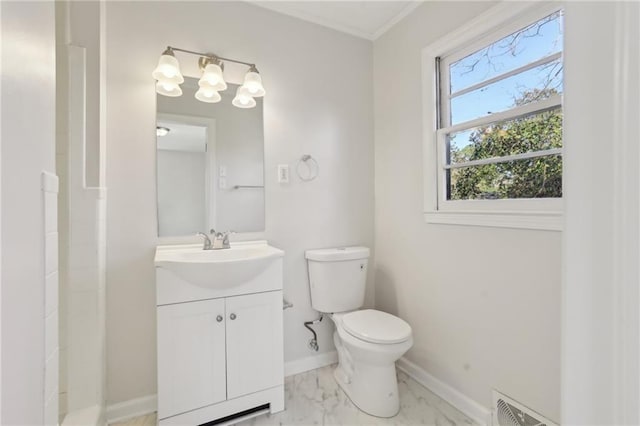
[157,121,207,153]
[248,1,423,40]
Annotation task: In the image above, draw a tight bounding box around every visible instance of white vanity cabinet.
[225,291,284,399]
[157,299,227,418]
[155,242,285,425]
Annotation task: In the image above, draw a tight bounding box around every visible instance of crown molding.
[246,1,423,41]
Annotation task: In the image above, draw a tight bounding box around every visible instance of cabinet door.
[226,291,284,399]
[157,299,226,419]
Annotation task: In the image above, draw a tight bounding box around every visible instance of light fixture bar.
[153,45,264,108]
[168,46,256,68]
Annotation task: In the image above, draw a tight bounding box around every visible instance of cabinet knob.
[216,315,223,322]
[230,313,237,320]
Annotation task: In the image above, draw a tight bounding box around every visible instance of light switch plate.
[277,164,289,183]
[219,166,227,177]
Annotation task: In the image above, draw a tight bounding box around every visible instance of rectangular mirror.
[156,77,265,237]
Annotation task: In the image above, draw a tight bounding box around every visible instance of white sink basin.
[155,241,284,288]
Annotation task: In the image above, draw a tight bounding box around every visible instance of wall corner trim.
[396,357,492,426]
[41,171,59,193]
[106,395,157,424]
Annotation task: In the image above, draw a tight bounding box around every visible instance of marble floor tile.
[236,365,476,426]
[115,364,476,426]
[111,412,157,426]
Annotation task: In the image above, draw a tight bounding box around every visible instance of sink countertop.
[154,240,285,304]
[155,240,284,264]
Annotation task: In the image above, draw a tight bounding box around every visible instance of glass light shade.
[232,86,256,108]
[195,86,222,103]
[243,71,265,97]
[199,64,227,91]
[156,126,170,137]
[155,81,183,97]
[152,54,184,84]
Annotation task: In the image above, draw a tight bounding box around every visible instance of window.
[423,3,564,230]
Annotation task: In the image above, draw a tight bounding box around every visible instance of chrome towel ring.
[296,154,319,182]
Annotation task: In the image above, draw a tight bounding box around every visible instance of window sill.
[424,210,563,231]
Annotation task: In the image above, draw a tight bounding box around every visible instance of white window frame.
[422,2,564,231]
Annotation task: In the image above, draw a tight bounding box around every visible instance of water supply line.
[304,315,323,352]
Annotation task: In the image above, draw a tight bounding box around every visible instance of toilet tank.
[305,246,370,313]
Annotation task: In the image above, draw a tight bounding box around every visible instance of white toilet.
[305,246,413,418]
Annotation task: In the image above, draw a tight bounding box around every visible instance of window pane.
[450,60,562,125]
[448,108,562,165]
[448,154,562,200]
[449,11,563,94]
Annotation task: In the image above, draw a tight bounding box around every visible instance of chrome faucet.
[212,230,234,249]
[197,229,234,250]
[196,232,213,250]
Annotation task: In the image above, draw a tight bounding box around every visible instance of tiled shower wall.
[43,172,60,425]
[57,43,106,422]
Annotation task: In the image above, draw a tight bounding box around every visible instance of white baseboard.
[104,354,336,423]
[397,357,492,426]
[61,405,103,426]
[284,351,337,377]
[106,394,157,424]
[104,356,487,424]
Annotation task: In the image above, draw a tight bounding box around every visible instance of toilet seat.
[341,309,411,344]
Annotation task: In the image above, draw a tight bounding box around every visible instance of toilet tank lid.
[305,246,370,262]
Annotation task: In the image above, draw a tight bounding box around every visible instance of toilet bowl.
[330,310,413,417]
[305,247,413,418]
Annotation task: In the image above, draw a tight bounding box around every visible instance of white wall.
[1,1,57,423]
[105,1,374,406]
[562,2,640,424]
[373,1,561,422]
[157,149,206,236]
[68,1,101,188]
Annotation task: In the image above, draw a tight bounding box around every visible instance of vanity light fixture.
[155,81,183,97]
[156,126,170,137]
[152,47,184,97]
[232,86,257,109]
[195,86,222,103]
[152,46,265,108]
[198,57,227,91]
[243,65,265,97]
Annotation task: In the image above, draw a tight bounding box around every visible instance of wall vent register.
[493,390,557,426]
